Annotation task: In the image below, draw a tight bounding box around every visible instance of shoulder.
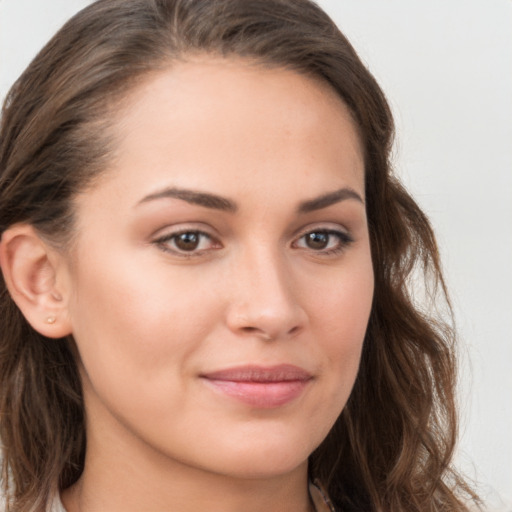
[0,489,6,512]
[309,479,337,512]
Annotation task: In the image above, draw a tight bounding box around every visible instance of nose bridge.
[225,241,306,339]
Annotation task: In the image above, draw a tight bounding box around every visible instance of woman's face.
[63,58,373,479]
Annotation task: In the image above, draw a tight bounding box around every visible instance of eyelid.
[292,222,352,240]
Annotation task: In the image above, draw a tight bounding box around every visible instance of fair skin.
[1,58,373,512]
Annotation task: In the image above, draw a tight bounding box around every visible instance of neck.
[61,409,314,512]
[63,459,313,512]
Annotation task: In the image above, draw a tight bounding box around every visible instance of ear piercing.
[46,316,56,324]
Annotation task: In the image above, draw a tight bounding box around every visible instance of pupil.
[307,232,328,249]
[176,232,199,251]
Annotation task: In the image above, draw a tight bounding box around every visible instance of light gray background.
[1,0,511,507]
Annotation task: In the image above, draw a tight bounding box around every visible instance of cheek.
[66,252,219,386]
[312,250,373,336]
[308,253,373,396]
[66,259,227,441]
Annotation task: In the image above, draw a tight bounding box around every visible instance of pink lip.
[200,364,312,409]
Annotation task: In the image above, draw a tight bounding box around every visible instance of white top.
[1,480,336,512]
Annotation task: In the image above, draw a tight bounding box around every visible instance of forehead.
[80,57,365,209]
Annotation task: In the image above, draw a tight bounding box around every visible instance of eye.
[153,230,220,256]
[294,229,353,255]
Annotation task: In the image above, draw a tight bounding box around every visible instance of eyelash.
[153,227,353,258]
[292,229,354,256]
[153,230,219,257]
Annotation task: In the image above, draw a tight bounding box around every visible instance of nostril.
[240,326,274,341]
[288,325,301,336]
[226,294,307,341]
[239,324,302,340]
[241,326,258,334]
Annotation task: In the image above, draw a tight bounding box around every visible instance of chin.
[214,454,309,481]
[188,430,317,480]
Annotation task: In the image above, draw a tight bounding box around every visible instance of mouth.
[200,364,313,409]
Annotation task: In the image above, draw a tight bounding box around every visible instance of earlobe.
[0,225,73,338]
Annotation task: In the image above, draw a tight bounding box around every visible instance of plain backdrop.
[1,0,511,507]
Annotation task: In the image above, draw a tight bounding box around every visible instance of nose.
[224,247,307,341]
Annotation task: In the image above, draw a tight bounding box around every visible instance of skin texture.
[11,59,374,512]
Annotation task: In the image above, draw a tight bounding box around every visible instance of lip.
[200,364,313,409]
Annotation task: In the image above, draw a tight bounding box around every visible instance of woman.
[0,0,480,511]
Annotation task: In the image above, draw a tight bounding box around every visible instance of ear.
[0,224,73,338]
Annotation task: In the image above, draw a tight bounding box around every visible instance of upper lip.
[200,364,312,383]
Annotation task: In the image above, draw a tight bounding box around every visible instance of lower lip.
[203,379,310,408]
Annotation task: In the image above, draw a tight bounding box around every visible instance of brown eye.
[294,228,354,255]
[155,230,220,256]
[174,232,200,251]
[305,232,330,250]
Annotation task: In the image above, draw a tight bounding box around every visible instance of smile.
[200,364,313,409]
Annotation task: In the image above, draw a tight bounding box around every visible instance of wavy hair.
[0,0,478,510]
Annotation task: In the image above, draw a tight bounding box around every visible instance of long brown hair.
[0,1,478,510]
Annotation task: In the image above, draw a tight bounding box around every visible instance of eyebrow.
[137,186,364,213]
[297,187,364,213]
[137,187,237,212]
